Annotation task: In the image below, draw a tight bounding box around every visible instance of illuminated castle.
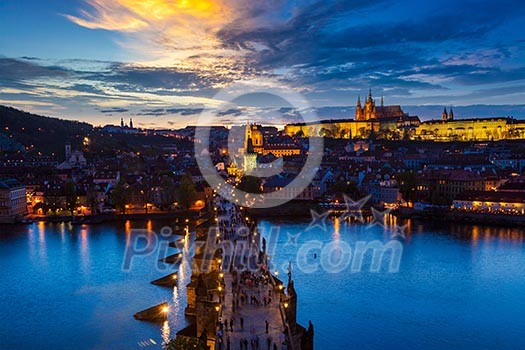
[284,90,525,141]
[355,90,405,121]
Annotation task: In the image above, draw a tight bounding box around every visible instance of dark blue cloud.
[1,0,525,125]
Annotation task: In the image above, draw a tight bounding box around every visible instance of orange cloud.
[66,0,233,44]
[66,0,245,75]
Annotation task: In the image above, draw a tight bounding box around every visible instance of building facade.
[284,92,525,141]
[0,179,27,223]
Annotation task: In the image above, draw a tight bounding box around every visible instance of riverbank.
[396,207,525,227]
[248,201,525,228]
[14,210,205,225]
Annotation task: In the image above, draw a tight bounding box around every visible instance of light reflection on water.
[0,220,192,350]
[1,219,525,350]
[259,217,525,350]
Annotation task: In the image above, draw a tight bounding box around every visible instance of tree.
[158,176,177,210]
[396,171,418,205]
[177,174,197,210]
[64,178,77,216]
[112,180,129,214]
[44,185,62,215]
[238,175,262,194]
[319,127,331,138]
[330,180,360,198]
[86,183,99,215]
[165,337,206,350]
[140,176,153,214]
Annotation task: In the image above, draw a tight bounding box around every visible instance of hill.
[0,105,93,156]
[0,106,194,158]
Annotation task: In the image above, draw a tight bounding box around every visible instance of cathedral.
[442,107,454,121]
[355,90,405,121]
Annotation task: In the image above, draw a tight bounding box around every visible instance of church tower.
[65,142,72,161]
[120,118,124,128]
[442,107,448,122]
[364,89,375,120]
[356,96,364,121]
[129,118,133,129]
[449,108,454,121]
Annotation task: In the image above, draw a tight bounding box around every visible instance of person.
[224,318,228,332]
[226,336,231,350]
[266,336,272,350]
[240,317,244,330]
[230,318,234,332]
[265,320,269,334]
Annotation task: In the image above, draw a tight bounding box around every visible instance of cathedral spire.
[381,96,384,108]
[368,89,373,102]
[442,107,448,122]
[356,95,364,120]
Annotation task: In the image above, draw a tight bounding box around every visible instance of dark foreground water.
[258,218,525,350]
[1,218,524,350]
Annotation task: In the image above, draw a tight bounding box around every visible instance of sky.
[1,0,525,128]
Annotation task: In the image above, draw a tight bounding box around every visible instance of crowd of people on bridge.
[214,197,291,350]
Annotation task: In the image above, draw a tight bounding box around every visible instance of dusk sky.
[1,0,525,128]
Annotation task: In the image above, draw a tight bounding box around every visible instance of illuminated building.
[453,191,525,214]
[284,95,525,141]
[0,178,27,223]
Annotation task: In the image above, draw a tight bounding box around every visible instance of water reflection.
[333,217,340,239]
[80,226,90,274]
[258,218,525,350]
[161,320,171,347]
[443,222,525,245]
[37,221,47,267]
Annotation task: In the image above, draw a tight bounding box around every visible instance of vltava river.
[1,218,524,349]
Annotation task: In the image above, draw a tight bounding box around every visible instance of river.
[1,218,524,349]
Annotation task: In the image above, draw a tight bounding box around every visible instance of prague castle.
[284,90,420,139]
[356,90,405,121]
[284,90,525,141]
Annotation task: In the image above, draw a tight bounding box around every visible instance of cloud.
[98,107,129,113]
[0,58,69,86]
[64,0,247,70]
[2,0,525,126]
[137,107,204,116]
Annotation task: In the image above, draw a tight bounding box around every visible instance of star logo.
[367,207,392,229]
[340,195,371,223]
[306,209,329,232]
[285,232,300,247]
[391,224,407,240]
